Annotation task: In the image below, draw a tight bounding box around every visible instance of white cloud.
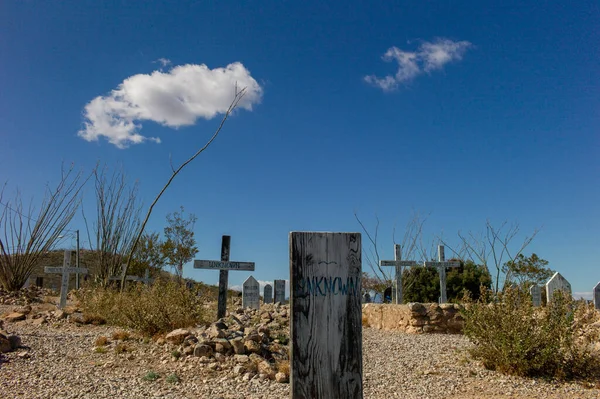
[365,38,472,91]
[78,62,263,149]
[573,291,593,301]
[154,58,172,67]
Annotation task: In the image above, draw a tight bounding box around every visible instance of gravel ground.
[1,306,599,399]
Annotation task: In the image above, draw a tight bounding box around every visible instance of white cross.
[423,245,460,304]
[44,250,89,309]
[379,244,417,304]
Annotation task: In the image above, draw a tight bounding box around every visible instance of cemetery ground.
[1,289,600,398]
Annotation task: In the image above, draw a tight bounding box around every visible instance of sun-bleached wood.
[274,279,286,303]
[545,272,571,304]
[424,245,460,303]
[290,231,363,399]
[44,250,88,309]
[379,244,416,304]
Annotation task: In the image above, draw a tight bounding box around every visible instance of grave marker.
[290,231,363,398]
[193,235,255,319]
[383,287,392,303]
[545,272,572,304]
[593,282,600,310]
[379,244,417,304]
[424,245,460,303]
[362,292,371,303]
[529,284,541,307]
[44,250,88,309]
[242,276,260,309]
[264,284,273,304]
[274,279,286,303]
[109,267,153,286]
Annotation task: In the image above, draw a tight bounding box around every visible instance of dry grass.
[112,330,131,341]
[94,336,109,346]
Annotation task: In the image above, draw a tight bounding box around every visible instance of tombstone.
[545,272,572,304]
[594,282,600,310]
[424,245,460,303]
[290,232,363,398]
[264,284,273,304]
[362,292,371,303]
[35,277,43,287]
[193,235,255,319]
[379,244,417,304]
[109,266,153,286]
[274,279,286,303]
[186,280,194,290]
[44,250,89,309]
[383,287,392,303]
[529,284,541,307]
[242,276,260,309]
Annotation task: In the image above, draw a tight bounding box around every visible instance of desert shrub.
[166,373,180,384]
[143,371,159,381]
[462,287,600,380]
[77,279,207,336]
[112,330,131,341]
[95,336,109,346]
[114,343,132,354]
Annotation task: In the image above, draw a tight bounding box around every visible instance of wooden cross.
[193,235,255,319]
[379,244,417,304]
[424,245,460,304]
[44,250,89,309]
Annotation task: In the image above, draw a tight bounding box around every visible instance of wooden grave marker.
[242,276,260,309]
[193,235,255,319]
[264,284,273,304]
[290,231,363,399]
[44,250,89,309]
[594,282,600,310]
[274,279,286,303]
[545,272,571,304]
[424,245,460,303]
[379,244,417,304]
[529,284,541,307]
[109,266,153,286]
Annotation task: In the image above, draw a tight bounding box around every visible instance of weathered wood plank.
[545,272,571,304]
[264,284,273,304]
[529,284,541,307]
[274,279,286,303]
[242,276,260,309]
[217,236,231,319]
[594,282,600,310]
[290,232,363,399]
[193,260,255,271]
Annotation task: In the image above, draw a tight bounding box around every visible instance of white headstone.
[545,272,572,304]
[593,282,600,310]
[529,284,541,307]
[242,276,260,309]
[264,284,273,304]
[274,279,286,303]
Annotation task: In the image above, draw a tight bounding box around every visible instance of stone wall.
[362,303,464,334]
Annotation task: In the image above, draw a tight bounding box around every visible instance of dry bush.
[112,330,131,341]
[275,360,290,376]
[77,279,207,336]
[95,336,109,346]
[462,287,600,380]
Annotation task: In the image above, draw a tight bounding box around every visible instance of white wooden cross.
[424,245,460,304]
[379,244,417,304]
[44,250,89,309]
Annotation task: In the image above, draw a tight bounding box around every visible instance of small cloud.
[78,62,263,149]
[154,58,172,67]
[365,38,472,91]
[573,291,593,301]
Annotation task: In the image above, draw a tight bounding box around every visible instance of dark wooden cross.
[193,235,255,319]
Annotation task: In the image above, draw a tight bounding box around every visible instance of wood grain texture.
[545,272,571,304]
[243,275,260,309]
[217,235,231,319]
[274,279,286,303]
[264,284,273,304]
[529,284,541,307]
[290,232,363,399]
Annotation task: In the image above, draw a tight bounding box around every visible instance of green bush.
[143,371,159,382]
[462,287,600,380]
[77,279,207,336]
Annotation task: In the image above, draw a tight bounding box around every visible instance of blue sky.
[1,1,598,298]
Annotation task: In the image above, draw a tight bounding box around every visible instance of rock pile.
[0,286,54,305]
[159,302,290,383]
